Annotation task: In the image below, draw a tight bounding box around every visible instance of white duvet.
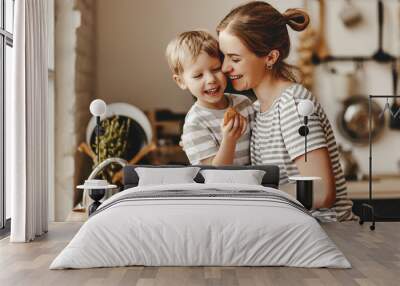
[50,183,351,269]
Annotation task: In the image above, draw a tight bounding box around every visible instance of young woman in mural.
[217,1,356,221]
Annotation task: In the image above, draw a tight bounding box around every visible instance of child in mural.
[165,30,254,165]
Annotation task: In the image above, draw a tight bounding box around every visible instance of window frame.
[0,0,14,234]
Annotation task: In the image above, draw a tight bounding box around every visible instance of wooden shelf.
[156,145,183,153]
[154,121,183,128]
[145,109,188,165]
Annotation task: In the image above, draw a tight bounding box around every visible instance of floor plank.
[0,222,399,286]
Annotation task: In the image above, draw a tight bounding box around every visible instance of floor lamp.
[77,99,118,215]
[289,99,321,210]
[359,95,400,230]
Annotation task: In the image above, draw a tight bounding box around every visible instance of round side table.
[289,176,321,210]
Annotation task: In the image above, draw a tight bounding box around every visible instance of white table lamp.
[90,99,107,164]
[298,99,315,162]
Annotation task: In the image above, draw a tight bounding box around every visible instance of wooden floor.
[0,222,399,286]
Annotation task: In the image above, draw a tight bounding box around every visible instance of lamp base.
[88,188,106,215]
[296,180,313,210]
[88,201,102,216]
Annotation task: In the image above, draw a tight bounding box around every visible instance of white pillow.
[135,167,201,186]
[200,169,266,185]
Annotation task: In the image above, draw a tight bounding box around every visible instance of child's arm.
[200,114,247,166]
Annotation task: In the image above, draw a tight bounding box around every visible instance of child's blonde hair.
[165,30,220,75]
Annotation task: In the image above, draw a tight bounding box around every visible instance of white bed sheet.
[50,183,351,269]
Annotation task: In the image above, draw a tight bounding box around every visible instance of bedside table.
[289,176,322,210]
[77,180,117,215]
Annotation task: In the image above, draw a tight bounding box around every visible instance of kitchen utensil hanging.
[380,97,394,118]
[389,60,400,129]
[313,0,329,62]
[313,0,396,64]
[372,0,395,63]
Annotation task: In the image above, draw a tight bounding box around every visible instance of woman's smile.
[229,75,243,80]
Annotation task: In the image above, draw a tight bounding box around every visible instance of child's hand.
[221,114,247,142]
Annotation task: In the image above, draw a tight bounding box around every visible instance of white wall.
[95,0,302,113]
[96,0,400,175]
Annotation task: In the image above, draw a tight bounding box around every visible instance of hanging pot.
[339,0,363,28]
[337,96,385,145]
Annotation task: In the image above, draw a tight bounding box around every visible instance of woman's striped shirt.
[250,84,357,221]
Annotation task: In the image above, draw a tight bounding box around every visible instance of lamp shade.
[298,99,314,117]
[90,99,107,116]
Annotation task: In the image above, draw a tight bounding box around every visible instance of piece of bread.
[223,107,245,126]
[223,107,238,126]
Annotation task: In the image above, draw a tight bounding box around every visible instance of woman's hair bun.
[283,8,310,32]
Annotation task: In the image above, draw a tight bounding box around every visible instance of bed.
[50,165,350,269]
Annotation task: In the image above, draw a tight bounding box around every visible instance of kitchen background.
[51,0,400,221]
